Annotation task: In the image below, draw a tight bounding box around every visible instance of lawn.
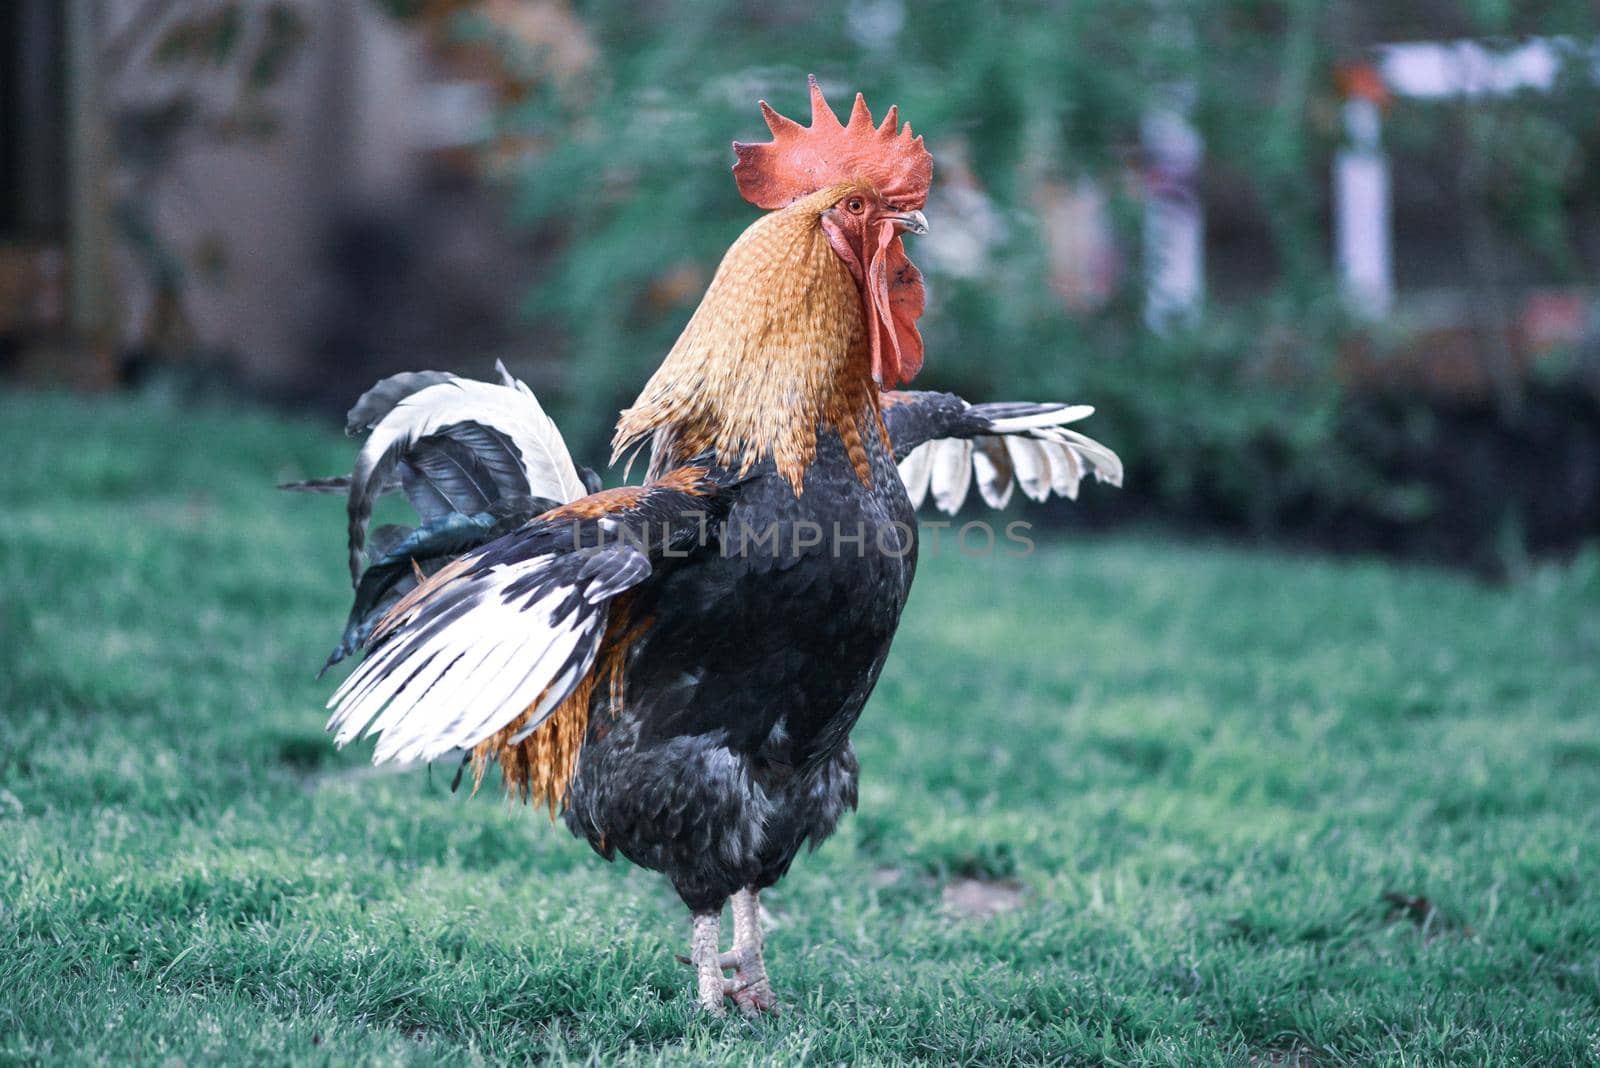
[2,390,1598,1066]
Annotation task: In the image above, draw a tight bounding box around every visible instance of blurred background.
[4,0,1598,574]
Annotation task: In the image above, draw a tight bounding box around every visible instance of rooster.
[288,77,1120,1016]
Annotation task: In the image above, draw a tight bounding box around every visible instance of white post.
[65,0,108,337]
[1142,83,1204,333]
[1334,97,1393,318]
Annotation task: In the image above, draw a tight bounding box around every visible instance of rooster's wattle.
[288,78,1120,1015]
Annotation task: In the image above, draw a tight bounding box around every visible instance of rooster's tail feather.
[287,362,596,673]
[344,363,587,584]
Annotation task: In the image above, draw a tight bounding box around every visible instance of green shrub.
[468,0,1599,562]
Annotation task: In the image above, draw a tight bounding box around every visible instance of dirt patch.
[1248,1049,1319,1067]
[941,877,1025,918]
[1382,890,1475,940]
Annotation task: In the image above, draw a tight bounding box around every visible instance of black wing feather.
[883,390,1079,457]
[400,437,505,522]
[344,371,458,435]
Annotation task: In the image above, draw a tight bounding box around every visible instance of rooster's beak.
[884,210,929,237]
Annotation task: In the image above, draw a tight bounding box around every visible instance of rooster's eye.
[846,198,864,214]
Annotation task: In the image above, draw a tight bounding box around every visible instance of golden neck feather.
[612,188,884,491]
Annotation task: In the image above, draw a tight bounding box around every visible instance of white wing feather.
[897,441,936,509]
[326,555,603,765]
[929,438,975,514]
[985,404,1095,433]
[971,437,1015,509]
[1042,433,1084,499]
[1005,435,1053,502]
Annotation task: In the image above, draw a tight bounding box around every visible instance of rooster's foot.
[727,887,777,1015]
[722,972,776,1015]
[689,911,727,1017]
[687,890,778,1017]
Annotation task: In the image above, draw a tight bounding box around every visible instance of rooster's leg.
[689,910,727,1016]
[727,887,776,1015]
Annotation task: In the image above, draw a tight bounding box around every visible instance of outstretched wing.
[882,390,1122,514]
[325,467,733,766]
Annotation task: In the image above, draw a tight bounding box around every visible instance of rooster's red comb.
[732,75,932,211]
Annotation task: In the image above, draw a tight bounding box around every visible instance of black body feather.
[563,422,914,910]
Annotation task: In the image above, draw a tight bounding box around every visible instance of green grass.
[2,390,1598,1066]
